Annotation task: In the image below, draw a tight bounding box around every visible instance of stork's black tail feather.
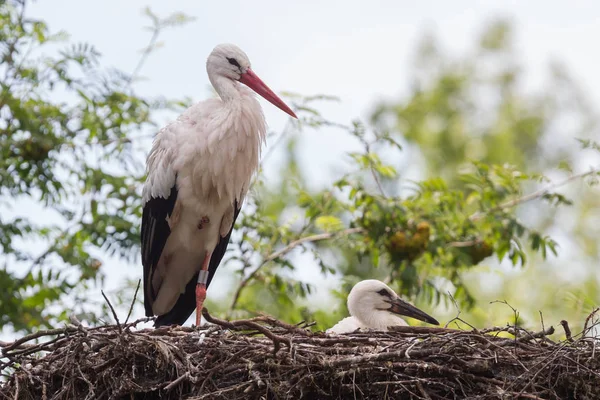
[154,271,199,327]
[153,202,241,328]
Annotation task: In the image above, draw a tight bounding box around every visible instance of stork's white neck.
[209,75,242,103]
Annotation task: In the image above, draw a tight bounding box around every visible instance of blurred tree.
[366,19,600,331]
[216,21,599,333]
[0,0,193,332]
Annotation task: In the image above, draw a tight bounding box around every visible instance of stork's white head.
[206,43,297,118]
[347,280,439,330]
[207,43,251,82]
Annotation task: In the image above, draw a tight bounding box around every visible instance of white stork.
[326,280,439,334]
[141,44,297,327]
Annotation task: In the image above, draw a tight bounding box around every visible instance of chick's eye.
[227,57,241,68]
[377,289,391,297]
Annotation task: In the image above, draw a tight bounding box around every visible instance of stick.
[101,290,122,334]
[125,280,141,325]
[470,168,598,221]
[202,309,290,354]
[560,320,573,342]
[229,227,363,312]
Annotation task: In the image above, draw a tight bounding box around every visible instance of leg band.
[197,269,209,285]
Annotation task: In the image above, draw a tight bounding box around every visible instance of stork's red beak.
[240,69,297,119]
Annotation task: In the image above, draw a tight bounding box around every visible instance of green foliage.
[218,101,588,331]
[219,20,599,332]
[0,0,191,332]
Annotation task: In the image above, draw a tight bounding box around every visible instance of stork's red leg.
[195,251,212,327]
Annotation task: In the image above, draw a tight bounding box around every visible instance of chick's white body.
[327,313,409,334]
[327,284,440,334]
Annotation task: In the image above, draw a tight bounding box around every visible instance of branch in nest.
[560,320,574,342]
[2,326,79,353]
[202,308,290,354]
[583,307,600,336]
[101,290,122,334]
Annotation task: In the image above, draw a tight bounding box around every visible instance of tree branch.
[264,227,364,263]
[470,168,598,221]
[228,227,363,313]
[128,27,160,85]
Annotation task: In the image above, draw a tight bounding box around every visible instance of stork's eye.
[377,289,392,297]
[227,57,241,68]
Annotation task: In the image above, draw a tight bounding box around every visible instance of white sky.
[20,0,600,326]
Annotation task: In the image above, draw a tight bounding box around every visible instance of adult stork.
[327,280,439,334]
[141,44,297,327]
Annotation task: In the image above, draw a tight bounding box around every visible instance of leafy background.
[1,0,599,338]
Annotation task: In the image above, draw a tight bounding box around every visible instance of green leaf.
[315,216,343,232]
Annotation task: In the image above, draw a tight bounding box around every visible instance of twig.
[364,140,386,198]
[228,227,363,312]
[490,300,520,327]
[1,326,79,352]
[125,279,141,325]
[370,165,387,198]
[446,239,482,248]
[202,309,290,355]
[415,380,432,400]
[470,168,599,221]
[356,133,388,197]
[385,326,459,335]
[560,320,573,342]
[101,290,122,334]
[490,299,521,352]
[253,314,312,336]
[444,291,475,330]
[29,220,81,268]
[128,27,160,85]
[516,326,555,342]
[258,119,294,168]
[164,372,190,391]
[265,227,364,263]
[583,307,600,336]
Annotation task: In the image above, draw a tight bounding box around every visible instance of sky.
[19,0,600,326]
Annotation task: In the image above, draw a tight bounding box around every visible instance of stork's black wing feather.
[141,184,178,317]
[154,201,242,327]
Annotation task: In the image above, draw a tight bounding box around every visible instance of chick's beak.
[387,297,439,325]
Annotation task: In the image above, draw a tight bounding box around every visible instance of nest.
[1,310,600,400]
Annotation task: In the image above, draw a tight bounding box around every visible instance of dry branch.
[1,312,599,400]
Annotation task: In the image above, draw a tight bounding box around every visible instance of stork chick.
[327,280,439,334]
